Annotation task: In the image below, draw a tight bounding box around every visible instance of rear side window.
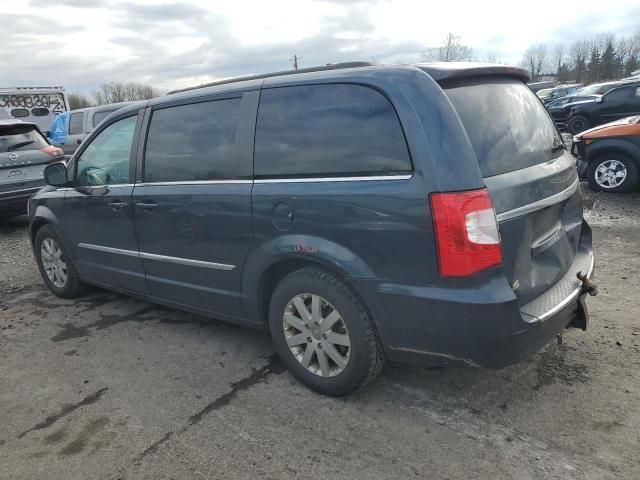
[605,87,632,102]
[444,78,561,177]
[69,112,84,135]
[143,98,241,182]
[254,84,411,178]
[0,125,48,153]
[92,110,115,128]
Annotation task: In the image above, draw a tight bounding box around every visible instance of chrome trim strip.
[0,186,43,195]
[254,174,413,184]
[135,180,252,186]
[78,243,139,257]
[536,253,595,322]
[496,176,579,222]
[78,243,235,271]
[57,184,135,192]
[138,251,235,270]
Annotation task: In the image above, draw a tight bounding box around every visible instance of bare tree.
[520,44,548,82]
[68,93,93,110]
[551,44,566,76]
[569,39,590,83]
[93,82,164,105]
[422,33,473,62]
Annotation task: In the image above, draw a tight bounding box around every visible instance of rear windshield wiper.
[7,140,35,151]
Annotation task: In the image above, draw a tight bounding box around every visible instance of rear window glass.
[31,107,50,116]
[444,78,561,177]
[254,84,412,178]
[92,110,115,128]
[0,125,48,153]
[10,108,29,118]
[144,98,242,182]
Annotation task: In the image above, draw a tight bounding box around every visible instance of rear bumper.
[356,248,595,369]
[0,184,44,216]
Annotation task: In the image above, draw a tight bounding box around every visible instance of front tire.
[587,153,638,192]
[567,115,591,134]
[34,225,87,298]
[268,266,385,396]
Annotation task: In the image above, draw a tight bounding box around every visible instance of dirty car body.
[28,62,596,394]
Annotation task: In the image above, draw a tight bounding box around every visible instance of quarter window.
[69,112,84,135]
[254,84,412,178]
[143,98,242,182]
[75,115,137,187]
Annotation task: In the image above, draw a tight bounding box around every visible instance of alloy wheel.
[41,237,68,288]
[595,159,627,189]
[283,293,351,377]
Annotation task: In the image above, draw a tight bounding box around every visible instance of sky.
[1,0,639,95]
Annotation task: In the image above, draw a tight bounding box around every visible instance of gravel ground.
[1,188,639,480]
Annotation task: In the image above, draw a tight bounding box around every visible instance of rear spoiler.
[416,62,530,84]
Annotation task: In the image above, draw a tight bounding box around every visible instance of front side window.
[143,98,242,182]
[69,112,84,135]
[75,115,137,187]
[254,84,411,178]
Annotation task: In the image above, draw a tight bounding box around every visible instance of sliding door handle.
[136,200,158,211]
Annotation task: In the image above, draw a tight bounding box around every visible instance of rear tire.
[587,153,638,192]
[34,225,88,298]
[567,115,591,135]
[268,266,385,396]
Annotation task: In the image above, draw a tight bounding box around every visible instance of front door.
[599,86,634,122]
[132,93,257,318]
[64,112,148,293]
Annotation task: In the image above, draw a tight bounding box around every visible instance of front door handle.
[136,200,158,211]
[108,201,128,212]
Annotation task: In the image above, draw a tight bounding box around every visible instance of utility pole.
[291,54,302,70]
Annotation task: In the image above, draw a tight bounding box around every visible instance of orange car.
[572,115,640,192]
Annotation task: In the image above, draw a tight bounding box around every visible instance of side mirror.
[44,162,69,187]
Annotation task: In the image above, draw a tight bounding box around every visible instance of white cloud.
[1,0,638,94]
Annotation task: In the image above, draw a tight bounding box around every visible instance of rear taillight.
[40,145,64,157]
[430,188,502,277]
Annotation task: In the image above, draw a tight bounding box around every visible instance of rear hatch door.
[443,77,584,305]
[0,123,56,190]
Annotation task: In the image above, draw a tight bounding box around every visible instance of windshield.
[0,124,48,153]
[445,78,561,177]
[536,88,553,96]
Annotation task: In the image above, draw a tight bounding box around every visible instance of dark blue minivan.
[29,63,596,395]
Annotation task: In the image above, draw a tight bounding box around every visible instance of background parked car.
[572,115,640,192]
[58,102,134,155]
[0,120,64,218]
[565,82,640,134]
[537,83,583,104]
[575,81,622,96]
[546,95,598,129]
[0,86,70,132]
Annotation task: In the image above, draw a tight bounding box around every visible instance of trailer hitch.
[577,271,598,296]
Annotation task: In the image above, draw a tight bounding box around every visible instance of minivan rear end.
[376,65,595,367]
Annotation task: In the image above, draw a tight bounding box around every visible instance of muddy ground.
[1,187,639,480]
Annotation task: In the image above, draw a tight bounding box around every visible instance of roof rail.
[166,61,374,95]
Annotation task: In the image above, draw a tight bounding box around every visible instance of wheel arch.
[241,236,380,329]
[586,139,640,167]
